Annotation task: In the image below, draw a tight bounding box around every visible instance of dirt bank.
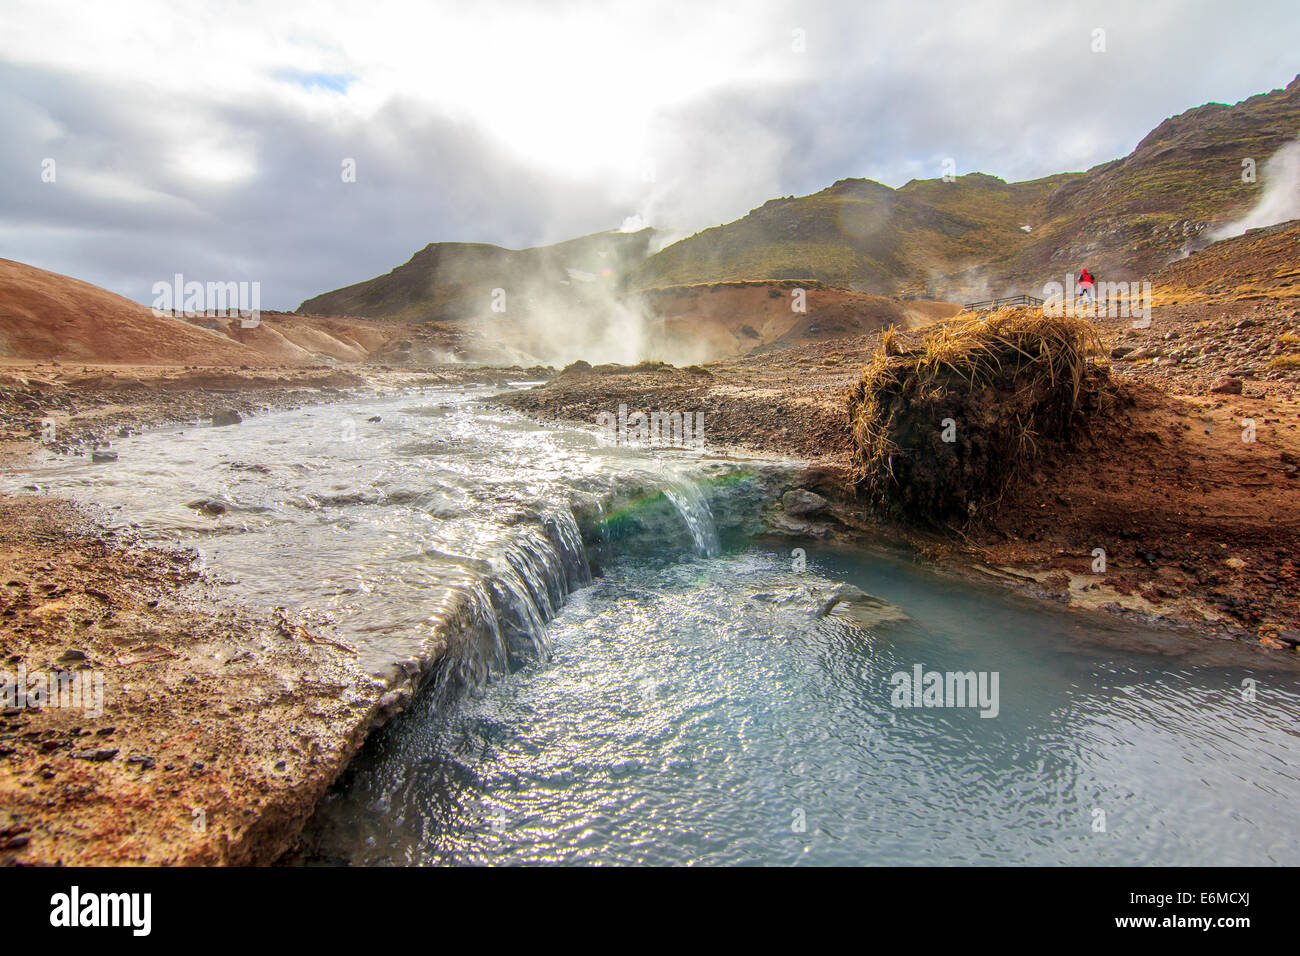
[0,493,384,865]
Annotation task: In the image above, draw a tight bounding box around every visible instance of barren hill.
[0,259,540,368]
[0,258,269,366]
[625,281,959,361]
[1150,218,1300,302]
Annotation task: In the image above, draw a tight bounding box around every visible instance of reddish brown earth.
[0,495,383,865]
[0,259,533,368]
[0,258,272,366]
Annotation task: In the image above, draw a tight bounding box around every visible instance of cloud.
[0,0,1297,309]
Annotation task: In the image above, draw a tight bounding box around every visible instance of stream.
[9,385,1300,865]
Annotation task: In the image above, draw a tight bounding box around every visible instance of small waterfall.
[542,509,592,590]
[456,579,510,684]
[416,478,724,702]
[663,483,721,558]
[451,507,596,678]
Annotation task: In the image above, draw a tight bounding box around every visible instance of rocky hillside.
[1151,218,1300,303]
[633,76,1300,301]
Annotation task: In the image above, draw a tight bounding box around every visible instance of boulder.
[1210,376,1243,394]
[782,488,829,516]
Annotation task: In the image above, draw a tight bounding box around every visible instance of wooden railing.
[959,294,1044,312]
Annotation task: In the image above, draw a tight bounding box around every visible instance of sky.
[1,0,1297,310]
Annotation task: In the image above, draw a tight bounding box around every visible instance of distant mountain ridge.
[296,75,1300,314]
[632,75,1300,300]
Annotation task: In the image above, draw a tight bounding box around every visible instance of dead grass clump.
[847,308,1106,526]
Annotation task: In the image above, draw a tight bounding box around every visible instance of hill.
[297,228,656,322]
[1149,218,1300,303]
[0,258,270,365]
[0,259,542,368]
[624,280,959,361]
[632,75,1300,300]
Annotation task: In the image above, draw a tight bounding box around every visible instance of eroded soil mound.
[0,258,269,366]
[848,309,1108,525]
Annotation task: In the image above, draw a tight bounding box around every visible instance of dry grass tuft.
[847,307,1106,526]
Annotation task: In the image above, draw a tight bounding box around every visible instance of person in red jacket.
[1077,267,1095,309]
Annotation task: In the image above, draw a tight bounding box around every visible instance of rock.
[811,583,908,627]
[91,449,117,462]
[1211,376,1243,394]
[57,649,87,662]
[212,408,242,426]
[367,415,382,423]
[72,748,118,762]
[187,498,227,516]
[1044,571,1071,591]
[1129,346,1160,360]
[377,688,412,715]
[1276,629,1300,648]
[781,488,829,517]
[1110,345,1136,359]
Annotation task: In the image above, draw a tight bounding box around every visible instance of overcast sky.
[1,0,1297,310]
